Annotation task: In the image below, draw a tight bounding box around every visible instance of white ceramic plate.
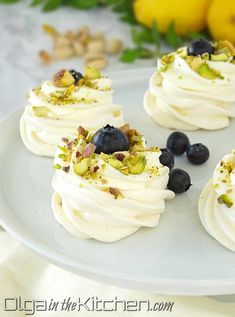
[1,68,235,295]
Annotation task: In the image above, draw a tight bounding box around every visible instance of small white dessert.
[20,67,124,157]
[144,40,235,130]
[199,151,235,251]
[52,125,174,242]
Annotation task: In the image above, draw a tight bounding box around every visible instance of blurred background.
[1,0,234,120]
[1,0,235,312]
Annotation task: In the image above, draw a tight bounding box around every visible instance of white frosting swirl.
[52,138,174,242]
[199,152,235,251]
[20,77,124,157]
[144,54,235,130]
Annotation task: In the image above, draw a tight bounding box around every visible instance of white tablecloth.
[0,2,234,316]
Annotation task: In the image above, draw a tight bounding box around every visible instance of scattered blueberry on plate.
[159,148,174,170]
[164,131,210,194]
[167,169,191,194]
[167,131,190,155]
[186,143,210,165]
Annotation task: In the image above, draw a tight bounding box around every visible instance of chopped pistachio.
[217,40,235,56]
[119,166,129,175]
[100,153,110,161]
[131,144,145,152]
[161,53,175,64]
[109,187,123,199]
[32,106,49,117]
[155,72,163,86]
[201,53,210,60]
[84,65,101,79]
[52,69,75,87]
[53,164,62,170]
[218,194,233,208]
[46,88,77,105]
[58,145,68,153]
[62,166,70,173]
[62,137,69,143]
[177,47,187,58]
[74,158,90,176]
[58,153,67,160]
[115,153,125,161]
[108,158,123,170]
[187,56,203,71]
[129,155,147,174]
[119,124,130,134]
[113,110,121,117]
[159,63,168,72]
[197,63,224,80]
[210,53,229,62]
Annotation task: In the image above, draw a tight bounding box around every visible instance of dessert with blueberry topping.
[20,66,124,157]
[199,151,235,251]
[144,39,235,130]
[51,124,174,242]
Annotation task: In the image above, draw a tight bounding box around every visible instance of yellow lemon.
[133,0,211,35]
[207,0,235,44]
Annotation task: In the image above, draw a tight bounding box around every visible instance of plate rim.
[1,68,235,295]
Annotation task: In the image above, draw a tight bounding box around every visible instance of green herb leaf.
[187,30,210,41]
[120,13,137,25]
[43,0,62,11]
[30,0,42,6]
[69,0,99,9]
[138,47,154,59]
[131,29,142,47]
[165,21,183,48]
[120,48,140,63]
[0,0,20,3]
[131,27,155,47]
[151,21,161,49]
[120,47,154,63]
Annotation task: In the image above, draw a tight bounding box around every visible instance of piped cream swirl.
[199,151,235,251]
[144,51,235,130]
[20,77,124,157]
[51,129,174,242]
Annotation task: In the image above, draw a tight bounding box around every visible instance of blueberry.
[167,131,190,155]
[91,125,130,154]
[159,148,174,170]
[69,69,83,84]
[167,169,191,194]
[186,143,209,165]
[187,39,214,56]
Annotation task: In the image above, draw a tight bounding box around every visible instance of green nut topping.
[161,53,175,64]
[210,53,229,62]
[197,63,224,80]
[176,47,187,58]
[55,125,161,182]
[128,155,147,174]
[74,158,90,176]
[32,106,49,117]
[52,69,75,87]
[107,158,124,170]
[84,65,101,80]
[53,164,62,170]
[217,194,233,208]
[155,73,163,86]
